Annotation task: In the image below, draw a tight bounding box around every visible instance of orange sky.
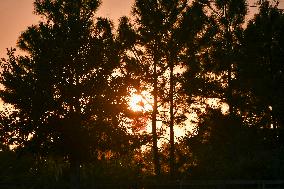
[0,0,283,58]
[0,0,134,58]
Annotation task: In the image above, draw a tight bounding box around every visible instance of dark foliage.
[0,0,284,186]
[184,108,284,180]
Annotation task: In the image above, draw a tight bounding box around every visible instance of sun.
[129,93,152,112]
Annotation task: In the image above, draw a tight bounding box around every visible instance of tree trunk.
[70,158,81,189]
[152,47,160,177]
[169,56,175,179]
[227,63,233,116]
[224,3,234,117]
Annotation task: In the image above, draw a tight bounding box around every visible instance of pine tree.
[183,0,247,115]
[240,1,284,129]
[129,0,208,178]
[0,0,130,188]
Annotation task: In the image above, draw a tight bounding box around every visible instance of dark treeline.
[0,0,283,188]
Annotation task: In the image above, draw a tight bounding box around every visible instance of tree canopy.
[0,0,283,188]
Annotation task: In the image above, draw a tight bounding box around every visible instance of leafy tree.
[209,0,247,117]
[239,1,284,129]
[178,0,284,181]
[161,0,190,178]
[180,2,284,179]
[183,0,247,115]
[0,0,134,188]
[183,107,284,179]
[128,0,208,177]
[130,0,170,176]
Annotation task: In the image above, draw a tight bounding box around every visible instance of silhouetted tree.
[161,0,188,178]
[130,0,215,177]
[210,0,247,117]
[183,107,284,180]
[0,0,133,188]
[183,0,247,115]
[239,1,284,129]
[130,0,204,177]
[180,1,284,180]
[131,0,170,176]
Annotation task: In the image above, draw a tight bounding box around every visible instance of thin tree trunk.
[152,47,160,177]
[228,63,233,116]
[71,89,81,189]
[267,37,278,130]
[169,56,175,179]
[224,3,234,117]
[70,158,80,189]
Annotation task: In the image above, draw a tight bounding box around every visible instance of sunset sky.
[0,0,134,58]
[0,0,284,58]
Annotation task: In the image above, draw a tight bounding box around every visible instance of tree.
[239,1,284,129]
[130,0,169,176]
[183,0,247,116]
[129,0,205,177]
[180,1,284,180]
[210,0,247,117]
[162,0,188,178]
[128,0,214,178]
[0,0,132,188]
[163,0,216,178]
[183,107,284,180]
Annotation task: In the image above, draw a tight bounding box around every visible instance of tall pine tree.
[0,0,132,188]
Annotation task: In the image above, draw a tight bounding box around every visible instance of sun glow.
[129,93,152,112]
